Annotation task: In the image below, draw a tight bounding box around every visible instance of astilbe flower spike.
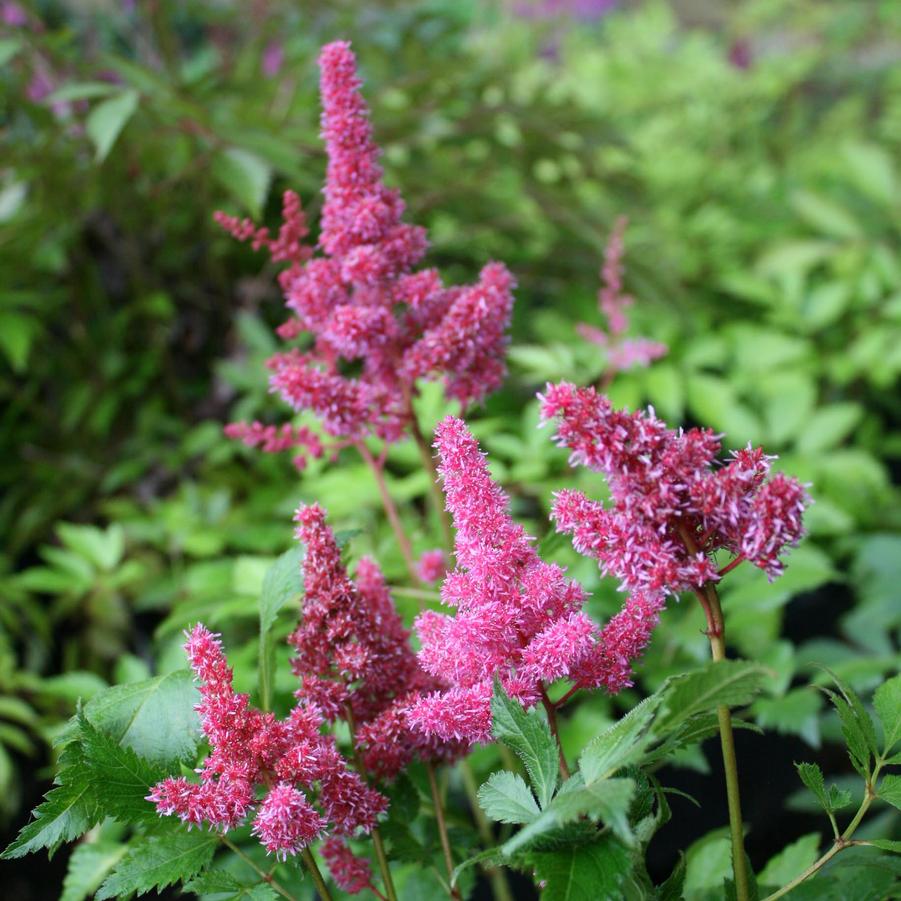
[577,217,667,381]
[407,415,660,745]
[540,382,810,587]
[221,41,515,465]
[147,624,386,857]
[291,503,465,778]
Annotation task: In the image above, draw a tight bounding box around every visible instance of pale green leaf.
[877,774,901,811]
[874,673,901,755]
[477,771,540,825]
[530,834,631,901]
[579,694,661,784]
[758,833,821,887]
[213,148,272,219]
[86,90,139,162]
[61,841,127,901]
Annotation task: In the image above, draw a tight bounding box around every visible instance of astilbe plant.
[9,35,901,901]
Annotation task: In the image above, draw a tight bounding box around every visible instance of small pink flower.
[416,549,447,583]
[252,784,325,859]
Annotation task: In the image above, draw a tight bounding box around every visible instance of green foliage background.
[1,0,900,897]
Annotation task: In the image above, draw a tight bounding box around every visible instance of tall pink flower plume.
[407,416,653,745]
[540,382,810,584]
[321,837,373,894]
[220,41,515,464]
[291,503,465,777]
[577,217,666,378]
[147,624,386,856]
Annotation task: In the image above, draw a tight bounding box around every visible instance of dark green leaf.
[530,834,632,901]
[78,714,166,824]
[491,680,559,809]
[795,761,851,815]
[877,774,901,811]
[184,869,279,900]
[655,661,769,736]
[1,744,99,859]
[213,148,272,219]
[478,771,540,825]
[96,829,218,899]
[656,854,686,901]
[758,834,821,887]
[868,839,901,854]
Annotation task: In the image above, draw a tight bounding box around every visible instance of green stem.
[220,836,301,901]
[459,760,515,901]
[679,523,750,901]
[427,762,461,899]
[761,768,881,901]
[300,848,335,901]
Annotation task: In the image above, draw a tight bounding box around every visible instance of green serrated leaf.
[656,853,686,901]
[478,771,540,825]
[78,714,165,824]
[868,839,901,854]
[96,829,218,899]
[874,674,901,755]
[759,833,821,887]
[823,690,871,779]
[530,834,632,901]
[580,694,661,784]
[82,671,200,766]
[655,661,769,736]
[877,774,901,811]
[491,680,559,809]
[547,775,636,846]
[185,869,279,900]
[1,744,99,859]
[86,90,139,162]
[61,841,128,901]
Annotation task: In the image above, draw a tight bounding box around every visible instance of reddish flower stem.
[553,683,581,711]
[540,684,571,780]
[718,554,745,577]
[355,441,422,590]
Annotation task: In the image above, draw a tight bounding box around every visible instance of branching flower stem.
[762,757,886,901]
[679,524,750,901]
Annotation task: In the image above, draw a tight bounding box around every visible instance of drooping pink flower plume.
[407,416,650,745]
[577,217,666,379]
[540,382,810,583]
[221,41,515,465]
[147,625,386,855]
[291,503,465,778]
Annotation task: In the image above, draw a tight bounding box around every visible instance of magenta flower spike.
[219,41,516,465]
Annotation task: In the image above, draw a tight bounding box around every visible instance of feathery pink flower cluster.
[540,382,810,588]
[223,421,323,471]
[407,416,653,744]
[291,504,464,778]
[321,837,373,894]
[576,217,667,376]
[222,41,515,465]
[147,625,386,859]
[416,548,448,583]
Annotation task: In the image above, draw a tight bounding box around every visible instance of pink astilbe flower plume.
[577,217,667,380]
[321,837,374,895]
[220,41,515,465]
[147,624,386,856]
[540,382,810,588]
[291,503,465,778]
[408,416,650,745]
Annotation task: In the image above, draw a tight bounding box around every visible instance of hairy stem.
[220,836,303,901]
[459,760,515,901]
[355,441,421,589]
[427,762,462,899]
[540,685,571,780]
[344,704,398,901]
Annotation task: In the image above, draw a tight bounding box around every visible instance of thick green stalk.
[301,848,335,901]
